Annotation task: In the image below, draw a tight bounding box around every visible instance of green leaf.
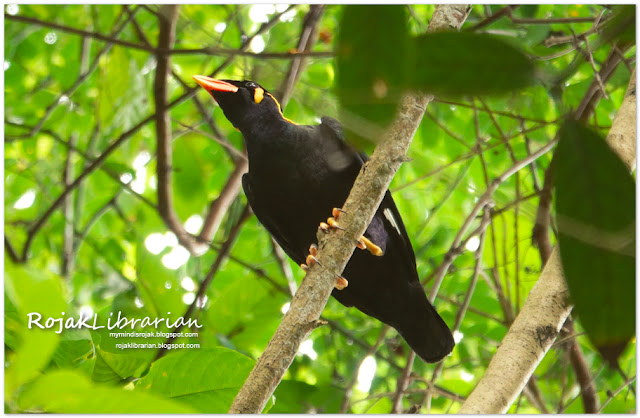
[555,120,635,364]
[17,369,195,413]
[413,32,536,96]
[98,47,131,126]
[336,5,410,148]
[270,380,343,413]
[134,241,186,317]
[366,396,393,413]
[137,348,255,413]
[51,331,93,369]
[92,348,148,383]
[4,263,67,398]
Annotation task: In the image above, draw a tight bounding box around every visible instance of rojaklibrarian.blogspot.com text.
[115,342,200,350]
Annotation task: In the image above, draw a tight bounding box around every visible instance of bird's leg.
[320,208,383,256]
[300,243,348,290]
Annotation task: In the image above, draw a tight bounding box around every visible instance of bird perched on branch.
[193,76,454,362]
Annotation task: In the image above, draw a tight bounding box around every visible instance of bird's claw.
[319,208,346,232]
[332,207,346,218]
[335,276,348,290]
[300,244,321,271]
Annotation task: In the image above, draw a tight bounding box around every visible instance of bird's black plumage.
[193,76,454,362]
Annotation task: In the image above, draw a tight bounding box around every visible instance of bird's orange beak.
[192,75,239,93]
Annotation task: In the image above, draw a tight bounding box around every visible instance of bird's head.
[192,76,293,132]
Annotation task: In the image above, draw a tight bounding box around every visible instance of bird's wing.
[242,173,304,263]
[319,117,418,273]
[319,116,368,166]
[379,190,419,269]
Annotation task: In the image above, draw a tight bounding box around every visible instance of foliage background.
[4,4,636,414]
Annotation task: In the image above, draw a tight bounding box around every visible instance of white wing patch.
[384,208,402,236]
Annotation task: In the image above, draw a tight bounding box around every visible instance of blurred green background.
[4,4,635,414]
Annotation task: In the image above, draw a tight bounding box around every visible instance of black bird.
[193,76,454,362]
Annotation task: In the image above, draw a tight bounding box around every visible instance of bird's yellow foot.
[356,236,384,256]
[335,276,348,290]
[300,243,349,290]
[319,208,383,256]
[320,208,346,232]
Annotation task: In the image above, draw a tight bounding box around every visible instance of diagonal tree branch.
[227,5,471,414]
[274,5,325,108]
[197,160,248,243]
[153,5,204,254]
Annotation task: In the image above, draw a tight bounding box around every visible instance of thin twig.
[5,12,333,59]
[354,386,466,405]
[425,109,472,149]
[565,320,599,412]
[5,236,20,263]
[169,48,332,59]
[271,238,297,297]
[544,9,608,47]
[424,207,491,413]
[465,5,517,32]
[339,327,390,413]
[522,124,542,193]
[510,16,598,24]
[5,122,156,209]
[439,294,508,327]
[576,42,630,122]
[582,36,610,100]
[72,123,100,249]
[18,7,135,138]
[275,5,325,108]
[491,192,541,217]
[198,159,249,244]
[74,192,123,253]
[61,134,77,278]
[472,104,514,323]
[425,138,557,298]
[390,351,417,413]
[6,12,153,52]
[434,98,555,124]
[597,375,636,413]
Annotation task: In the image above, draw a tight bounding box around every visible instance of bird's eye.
[246,82,257,88]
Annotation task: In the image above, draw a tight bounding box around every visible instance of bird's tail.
[395,282,455,363]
